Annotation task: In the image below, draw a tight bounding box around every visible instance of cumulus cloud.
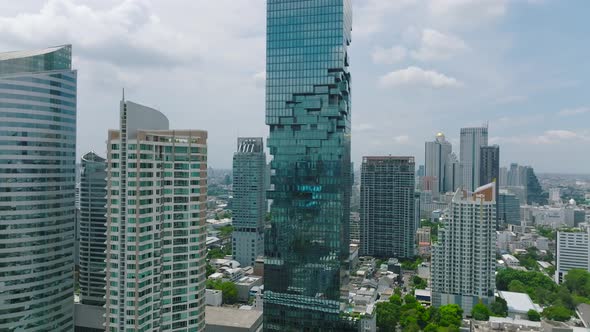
[379,66,462,88]
[0,0,198,67]
[372,46,407,64]
[558,107,590,116]
[411,28,469,61]
[353,0,418,37]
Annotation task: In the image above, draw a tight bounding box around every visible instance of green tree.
[207,248,226,259]
[219,281,238,304]
[542,305,571,321]
[563,269,590,298]
[219,225,233,238]
[490,297,508,317]
[206,263,216,277]
[438,304,463,327]
[412,275,427,289]
[471,301,491,321]
[508,280,527,293]
[424,323,439,332]
[376,301,400,331]
[527,309,541,321]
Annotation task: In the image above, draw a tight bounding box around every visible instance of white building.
[501,254,520,268]
[104,100,208,331]
[432,183,496,315]
[498,291,541,319]
[556,229,590,283]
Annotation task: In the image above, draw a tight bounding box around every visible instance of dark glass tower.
[480,145,500,227]
[264,0,355,330]
[79,152,107,306]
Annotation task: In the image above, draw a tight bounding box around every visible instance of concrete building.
[75,302,106,332]
[205,306,263,332]
[78,152,107,307]
[235,276,263,303]
[425,132,452,194]
[502,254,520,268]
[360,156,416,258]
[445,153,463,194]
[556,229,590,283]
[232,137,266,267]
[0,45,77,331]
[460,126,489,192]
[104,99,207,331]
[206,289,223,307]
[417,227,432,257]
[432,183,496,315]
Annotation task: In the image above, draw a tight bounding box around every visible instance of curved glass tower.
[79,152,107,306]
[0,45,77,331]
[264,1,357,330]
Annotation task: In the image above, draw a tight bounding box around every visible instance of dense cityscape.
[1,1,590,332]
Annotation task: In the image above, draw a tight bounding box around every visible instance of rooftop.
[498,291,539,314]
[0,45,65,61]
[205,306,262,329]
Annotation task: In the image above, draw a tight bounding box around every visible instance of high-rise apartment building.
[0,45,77,331]
[425,133,452,194]
[232,137,266,267]
[460,126,488,192]
[360,156,416,258]
[264,0,357,330]
[105,100,207,331]
[79,152,107,306]
[432,183,496,315]
[555,229,590,283]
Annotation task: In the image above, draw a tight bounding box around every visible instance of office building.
[425,132,452,194]
[264,0,358,330]
[460,126,488,192]
[360,156,416,258]
[555,229,590,283]
[498,192,521,226]
[0,45,77,331]
[432,183,497,315]
[232,137,266,267]
[480,145,500,227]
[105,99,207,331]
[79,152,107,306]
[444,153,462,193]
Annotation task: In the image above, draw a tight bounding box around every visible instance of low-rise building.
[235,276,263,302]
[502,254,521,268]
[206,289,223,307]
[498,291,541,319]
[205,306,263,332]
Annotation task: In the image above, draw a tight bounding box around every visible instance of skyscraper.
[79,152,107,306]
[360,156,416,259]
[425,132,452,194]
[232,137,266,267]
[444,153,462,193]
[432,183,496,315]
[0,45,77,331]
[105,100,207,331]
[460,126,488,192]
[264,0,356,330]
[556,229,590,283]
[480,145,500,227]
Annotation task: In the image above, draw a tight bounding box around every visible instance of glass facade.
[79,152,107,306]
[264,0,356,330]
[232,138,266,267]
[0,45,76,331]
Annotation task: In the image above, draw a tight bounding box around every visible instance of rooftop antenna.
[122,88,125,102]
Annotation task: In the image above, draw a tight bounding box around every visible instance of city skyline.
[1,0,589,173]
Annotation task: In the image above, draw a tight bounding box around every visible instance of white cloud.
[411,28,468,61]
[253,71,266,88]
[558,107,590,116]
[393,135,411,144]
[379,66,462,88]
[0,0,199,67]
[353,123,376,132]
[428,0,508,26]
[371,46,407,64]
[353,0,418,37]
[491,130,590,145]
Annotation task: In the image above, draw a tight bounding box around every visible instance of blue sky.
[0,0,588,173]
